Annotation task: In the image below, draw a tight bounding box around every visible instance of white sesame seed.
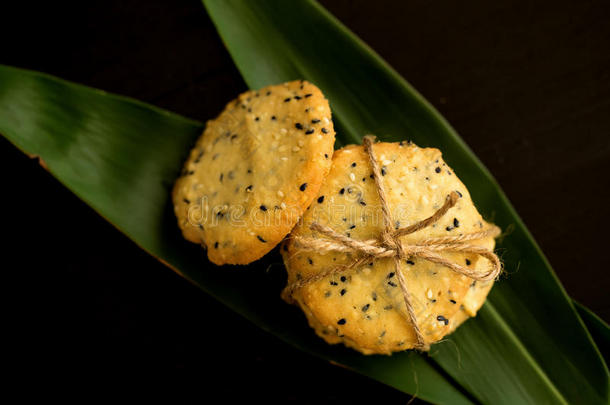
[277,190,284,198]
[349,173,356,181]
[317,106,324,112]
[430,184,438,190]
[383,159,392,166]
[281,157,288,161]
[426,289,433,299]
[422,196,429,204]
[280,202,286,209]
[292,146,301,152]
[323,117,329,124]
[280,128,287,134]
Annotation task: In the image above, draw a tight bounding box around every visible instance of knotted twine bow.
[283,136,502,350]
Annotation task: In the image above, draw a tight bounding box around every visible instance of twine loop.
[283,136,501,350]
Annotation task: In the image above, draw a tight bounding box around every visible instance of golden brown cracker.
[173,80,336,265]
[282,141,497,354]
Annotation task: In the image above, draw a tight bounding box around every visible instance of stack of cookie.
[173,81,501,354]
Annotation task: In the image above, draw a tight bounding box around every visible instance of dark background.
[2,0,609,402]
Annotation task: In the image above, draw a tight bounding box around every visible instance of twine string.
[283,136,501,350]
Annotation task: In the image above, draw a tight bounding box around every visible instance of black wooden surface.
[2,0,609,402]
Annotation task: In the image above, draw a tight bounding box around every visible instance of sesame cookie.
[173,81,335,265]
[281,141,498,354]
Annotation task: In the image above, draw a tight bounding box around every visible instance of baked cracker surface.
[282,142,496,354]
[173,80,336,265]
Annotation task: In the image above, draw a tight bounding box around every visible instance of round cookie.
[281,141,498,354]
[173,80,336,265]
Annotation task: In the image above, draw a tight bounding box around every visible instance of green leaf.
[202,0,608,404]
[575,301,610,363]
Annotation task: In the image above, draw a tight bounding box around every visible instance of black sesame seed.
[381,167,387,176]
[450,299,457,304]
[295,123,303,130]
[453,218,460,228]
[362,304,370,312]
[308,257,313,265]
[299,183,307,191]
[257,235,267,243]
[339,188,345,195]
[246,185,253,192]
[456,190,463,197]
[330,281,338,286]
[340,289,347,296]
[406,260,415,265]
[284,97,291,102]
[388,281,397,287]
[324,153,329,159]
[340,276,347,282]
[311,119,320,124]
[337,318,346,325]
[183,198,190,204]
[387,272,395,278]
[294,95,302,100]
[271,116,276,120]
[317,196,325,203]
[214,242,219,249]
[266,91,271,96]
[446,226,453,231]
[359,200,367,206]
[255,117,260,121]
[260,205,267,211]
[349,225,356,229]
[324,291,331,298]
[437,315,449,325]
[466,258,471,266]
[372,292,378,301]
[187,170,195,175]
[435,167,441,173]
[219,173,224,182]
[321,128,329,133]
[351,162,356,167]
[304,93,313,98]
[384,305,393,310]
[198,224,204,230]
